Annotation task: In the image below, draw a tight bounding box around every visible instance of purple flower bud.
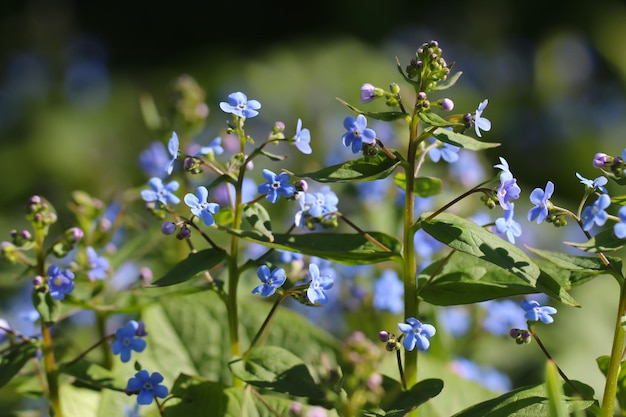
[161,222,177,235]
[289,402,303,416]
[176,226,191,240]
[593,152,611,168]
[378,330,390,342]
[66,227,84,242]
[33,275,44,286]
[134,321,148,337]
[417,92,427,101]
[20,230,32,240]
[140,267,153,283]
[297,180,308,193]
[30,195,41,204]
[183,157,195,171]
[366,373,383,391]
[440,98,454,111]
[273,121,285,133]
[360,83,376,103]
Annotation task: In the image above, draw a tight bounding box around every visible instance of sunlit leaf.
[0,342,39,388]
[32,291,60,326]
[564,228,625,253]
[150,248,227,287]
[243,203,273,242]
[431,127,500,150]
[394,172,443,197]
[296,150,403,183]
[336,97,407,121]
[418,111,462,127]
[431,71,463,91]
[59,360,127,392]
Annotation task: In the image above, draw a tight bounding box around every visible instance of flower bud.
[161,222,177,235]
[593,152,611,168]
[378,330,390,342]
[176,225,191,240]
[360,83,377,103]
[440,98,454,111]
[33,275,44,286]
[272,121,285,134]
[297,180,308,193]
[65,227,84,243]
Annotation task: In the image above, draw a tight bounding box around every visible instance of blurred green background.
[2,0,626,406]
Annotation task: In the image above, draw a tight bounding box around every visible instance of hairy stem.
[601,278,626,417]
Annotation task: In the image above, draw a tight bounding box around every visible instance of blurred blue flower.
[141,177,181,206]
[112,320,147,363]
[437,306,471,338]
[449,150,486,187]
[139,141,169,179]
[197,136,224,160]
[48,265,75,300]
[372,269,404,314]
[428,137,460,163]
[520,299,557,324]
[184,186,220,226]
[306,263,334,305]
[576,173,608,193]
[258,169,295,203]
[581,193,611,231]
[480,300,526,336]
[528,181,554,224]
[294,118,312,154]
[341,114,376,154]
[85,246,109,281]
[495,204,522,244]
[166,132,179,175]
[125,370,168,405]
[398,317,436,351]
[278,250,303,264]
[474,99,492,137]
[0,318,10,344]
[219,91,261,118]
[294,186,339,227]
[252,265,287,297]
[614,206,626,239]
[450,357,511,393]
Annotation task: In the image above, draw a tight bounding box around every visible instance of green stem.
[600,278,626,417]
[243,293,288,358]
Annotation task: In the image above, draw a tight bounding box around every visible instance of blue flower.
[166,132,179,175]
[252,265,287,297]
[294,186,339,227]
[197,136,224,160]
[257,169,295,203]
[495,204,522,244]
[85,246,109,281]
[111,320,147,363]
[125,370,168,405]
[520,299,557,324]
[614,206,626,239]
[372,269,404,314]
[451,357,511,393]
[184,186,220,226]
[576,172,608,194]
[428,136,460,163]
[141,177,181,206]
[397,317,436,351]
[341,114,377,154]
[293,118,312,154]
[437,306,471,338]
[47,265,75,300]
[581,193,611,231]
[495,162,521,211]
[219,91,261,118]
[306,263,334,305]
[528,181,554,224]
[474,99,492,137]
[138,141,169,179]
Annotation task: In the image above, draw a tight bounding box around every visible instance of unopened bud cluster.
[509,328,532,345]
[405,40,452,90]
[26,195,57,230]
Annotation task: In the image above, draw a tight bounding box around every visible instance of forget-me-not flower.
[306,263,334,305]
[581,193,611,231]
[125,370,168,405]
[294,186,339,227]
[493,157,520,210]
[528,181,554,224]
[85,246,109,281]
[520,299,557,324]
[184,186,220,226]
[495,204,522,244]
[257,169,295,203]
[372,269,404,314]
[427,137,460,163]
[341,114,377,154]
[614,206,626,239]
[398,317,436,351]
[576,173,608,194]
[48,265,75,300]
[141,177,181,206]
[138,141,169,179]
[293,118,312,154]
[437,306,471,338]
[474,99,492,137]
[252,265,287,297]
[111,320,147,363]
[219,92,261,118]
[197,136,224,160]
[166,132,179,175]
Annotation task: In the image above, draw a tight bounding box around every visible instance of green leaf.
[229,346,326,399]
[564,228,625,253]
[32,290,60,326]
[296,150,403,183]
[217,227,402,265]
[0,342,39,388]
[59,360,128,392]
[259,149,287,161]
[150,248,227,287]
[243,203,273,242]
[420,213,579,306]
[545,361,568,417]
[450,381,594,417]
[336,97,407,122]
[431,127,500,151]
[597,355,626,413]
[375,377,443,416]
[60,385,100,417]
[418,111,462,127]
[526,246,621,274]
[431,71,463,91]
[394,173,443,197]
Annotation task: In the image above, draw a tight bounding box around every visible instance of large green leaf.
[450,381,594,417]
[420,213,578,306]
[394,172,443,197]
[364,377,443,416]
[336,97,408,122]
[418,111,462,127]
[296,150,403,183]
[526,246,620,273]
[32,290,60,326]
[60,385,101,417]
[150,248,227,287]
[218,227,402,265]
[0,342,39,388]
[564,228,625,253]
[431,127,500,151]
[59,360,128,392]
[229,346,326,399]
